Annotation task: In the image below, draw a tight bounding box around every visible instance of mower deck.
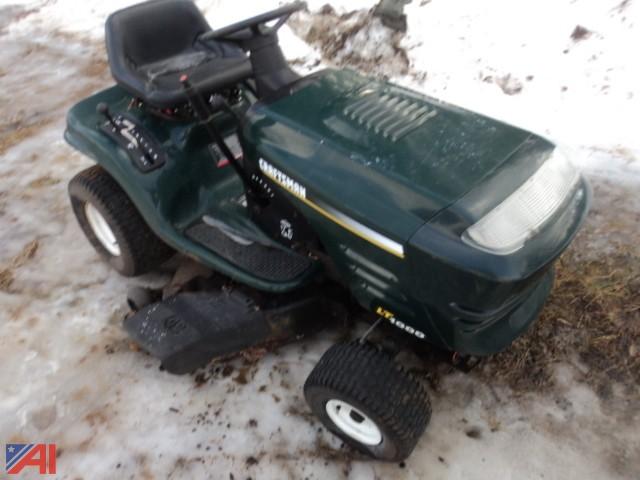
[124,288,334,374]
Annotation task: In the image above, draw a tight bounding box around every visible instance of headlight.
[462,149,580,255]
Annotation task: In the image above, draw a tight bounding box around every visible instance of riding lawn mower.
[64,0,590,461]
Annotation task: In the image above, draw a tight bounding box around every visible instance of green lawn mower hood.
[244,69,588,262]
[243,69,590,355]
[248,69,531,221]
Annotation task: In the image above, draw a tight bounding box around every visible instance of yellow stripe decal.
[260,167,405,259]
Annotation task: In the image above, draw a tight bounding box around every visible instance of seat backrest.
[106,0,211,67]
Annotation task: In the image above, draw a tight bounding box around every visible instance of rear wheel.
[69,165,174,276]
[304,341,431,461]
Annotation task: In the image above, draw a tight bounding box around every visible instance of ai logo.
[280,219,294,240]
[5,444,57,475]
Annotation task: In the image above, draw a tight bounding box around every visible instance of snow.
[400,0,640,181]
[0,0,638,479]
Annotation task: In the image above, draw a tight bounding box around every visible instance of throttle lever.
[97,102,119,130]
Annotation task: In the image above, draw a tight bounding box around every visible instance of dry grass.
[27,175,60,189]
[479,246,640,397]
[0,269,13,291]
[0,119,52,156]
[479,178,640,397]
[0,239,39,292]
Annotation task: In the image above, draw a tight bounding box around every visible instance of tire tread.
[68,165,173,276]
[304,341,432,461]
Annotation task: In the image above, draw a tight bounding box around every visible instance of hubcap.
[325,399,382,446]
[85,202,120,256]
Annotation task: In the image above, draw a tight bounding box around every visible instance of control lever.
[180,75,265,203]
[97,102,119,130]
[210,93,241,123]
[208,94,226,112]
[96,102,166,173]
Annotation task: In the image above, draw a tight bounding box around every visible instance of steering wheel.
[200,1,306,41]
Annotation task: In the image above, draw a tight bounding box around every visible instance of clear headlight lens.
[462,149,580,255]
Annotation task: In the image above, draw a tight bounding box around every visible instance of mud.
[290,6,410,78]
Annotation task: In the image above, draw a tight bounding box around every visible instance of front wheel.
[69,165,174,276]
[304,341,432,461]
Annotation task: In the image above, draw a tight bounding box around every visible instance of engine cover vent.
[343,91,438,141]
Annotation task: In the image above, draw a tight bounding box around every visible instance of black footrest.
[186,222,312,282]
[124,290,331,374]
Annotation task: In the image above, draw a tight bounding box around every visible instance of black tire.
[68,165,174,276]
[304,341,431,462]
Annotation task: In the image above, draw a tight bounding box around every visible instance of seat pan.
[139,51,252,107]
[106,0,252,109]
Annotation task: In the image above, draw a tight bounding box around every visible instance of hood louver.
[343,90,438,142]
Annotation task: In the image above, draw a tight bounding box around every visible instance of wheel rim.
[84,202,121,256]
[325,399,382,446]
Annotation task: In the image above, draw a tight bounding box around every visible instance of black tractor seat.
[105,0,252,109]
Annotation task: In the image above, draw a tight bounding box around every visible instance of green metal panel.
[244,69,533,228]
[65,86,316,292]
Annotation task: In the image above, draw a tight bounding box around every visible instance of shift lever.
[97,102,118,129]
[95,101,166,172]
